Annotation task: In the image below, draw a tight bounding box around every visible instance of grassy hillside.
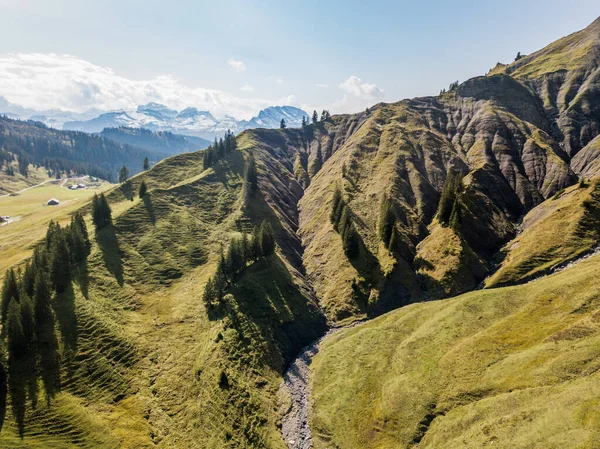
[486,179,600,287]
[311,252,600,449]
[0,137,325,448]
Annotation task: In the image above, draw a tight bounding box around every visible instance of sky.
[0,0,598,119]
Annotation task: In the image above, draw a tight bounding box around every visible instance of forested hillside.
[0,116,164,183]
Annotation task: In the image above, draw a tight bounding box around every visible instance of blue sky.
[0,0,598,118]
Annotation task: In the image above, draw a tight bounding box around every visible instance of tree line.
[202,130,237,168]
[203,221,275,308]
[0,212,91,435]
[0,116,158,182]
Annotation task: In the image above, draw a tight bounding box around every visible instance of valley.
[0,14,600,449]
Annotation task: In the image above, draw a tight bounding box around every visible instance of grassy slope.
[0,163,51,195]
[0,179,112,277]
[311,252,600,449]
[0,143,324,448]
[486,179,600,287]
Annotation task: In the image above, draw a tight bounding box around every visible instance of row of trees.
[301,110,332,128]
[202,221,275,307]
[330,187,360,258]
[202,131,237,168]
[0,213,91,435]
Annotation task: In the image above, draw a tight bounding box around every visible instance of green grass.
[311,252,600,449]
[0,140,326,448]
[0,180,112,277]
[486,180,600,287]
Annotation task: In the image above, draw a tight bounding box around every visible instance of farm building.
[47,198,60,206]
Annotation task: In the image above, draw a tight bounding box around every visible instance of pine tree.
[437,171,458,226]
[342,223,360,258]
[21,262,35,298]
[6,298,26,436]
[202,278,216,307]
[118,165,130,183]
[50,228,71,294]
[280,118,286,129]
[33,272,60,402]
[330,188,343,225]
[338,205,350,236]
[139,180,148,198]
[259,221,275,256]
[92,193,112,229]
[378,196,396,247]
[143,157,149,170]
[301,116,306,128]
[1,268,20,323]
[72,212,91,256]
[312,110,318,124]
[251,226,262,260]
[244,154,258,193]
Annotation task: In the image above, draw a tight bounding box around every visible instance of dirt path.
[280,321,365,449]
[0,178,57,198]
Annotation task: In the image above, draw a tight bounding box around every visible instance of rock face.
[239,18,600,319]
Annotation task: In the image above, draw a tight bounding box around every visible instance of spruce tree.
[139,180,148,198]
[312,110,318,124]
[342,223,360,259]
[1,268,20,323]
[34,272,60,401]
[280,118,286,129]
[378,196,396,247]
[6,298,26,436]
[202,278,216,307]
[50,229,71,294]
[251,226,262,260]
[244,154,258,193]
[118,165,130,183]
[143,157,149,170]
[437,171,458,226]
[330,188,343,225]
[259,221,275,256]
[92,193,112,230]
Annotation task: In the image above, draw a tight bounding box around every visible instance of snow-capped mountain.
[0,96,101,129]
[0,97,308,140]
[62,104,308,140]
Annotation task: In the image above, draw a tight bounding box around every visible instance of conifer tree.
[202,278,216,307]
[21,262,35,298]
[50,228,71,294]
[330,188,343,225]
[280,118,286,129]
[6,298,27,436]
[301,116,306,128]
[251,226,262,260]
[378,196,396,247]
[92,193,112,230]
[1,268,20,323]
[118,165,130,184]
[342,222,360,258]
[436,171,458,226]
[244,154,258,193]
[259,221,275,256]
[139,180,148,198]
[312,110,318,124]
[34,272,60,401]
[143,157,149,170]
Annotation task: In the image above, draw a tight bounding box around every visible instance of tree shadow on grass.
[54,283,78,357]
[96,225,124,287]
[209,256,327,372]
[75,260,89,299]
[143,195,156,225]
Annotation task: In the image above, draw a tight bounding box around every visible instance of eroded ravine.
[280,321,365,449]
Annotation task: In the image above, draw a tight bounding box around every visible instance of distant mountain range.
[0,97,308,140]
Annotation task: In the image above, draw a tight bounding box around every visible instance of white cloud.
[0,53,278,119]
[316,83,328,88]
[325,75,385,114]
[277,94,299,107]
[227,58,246,72]
[240,84,254,92]
[339,76,384,99]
